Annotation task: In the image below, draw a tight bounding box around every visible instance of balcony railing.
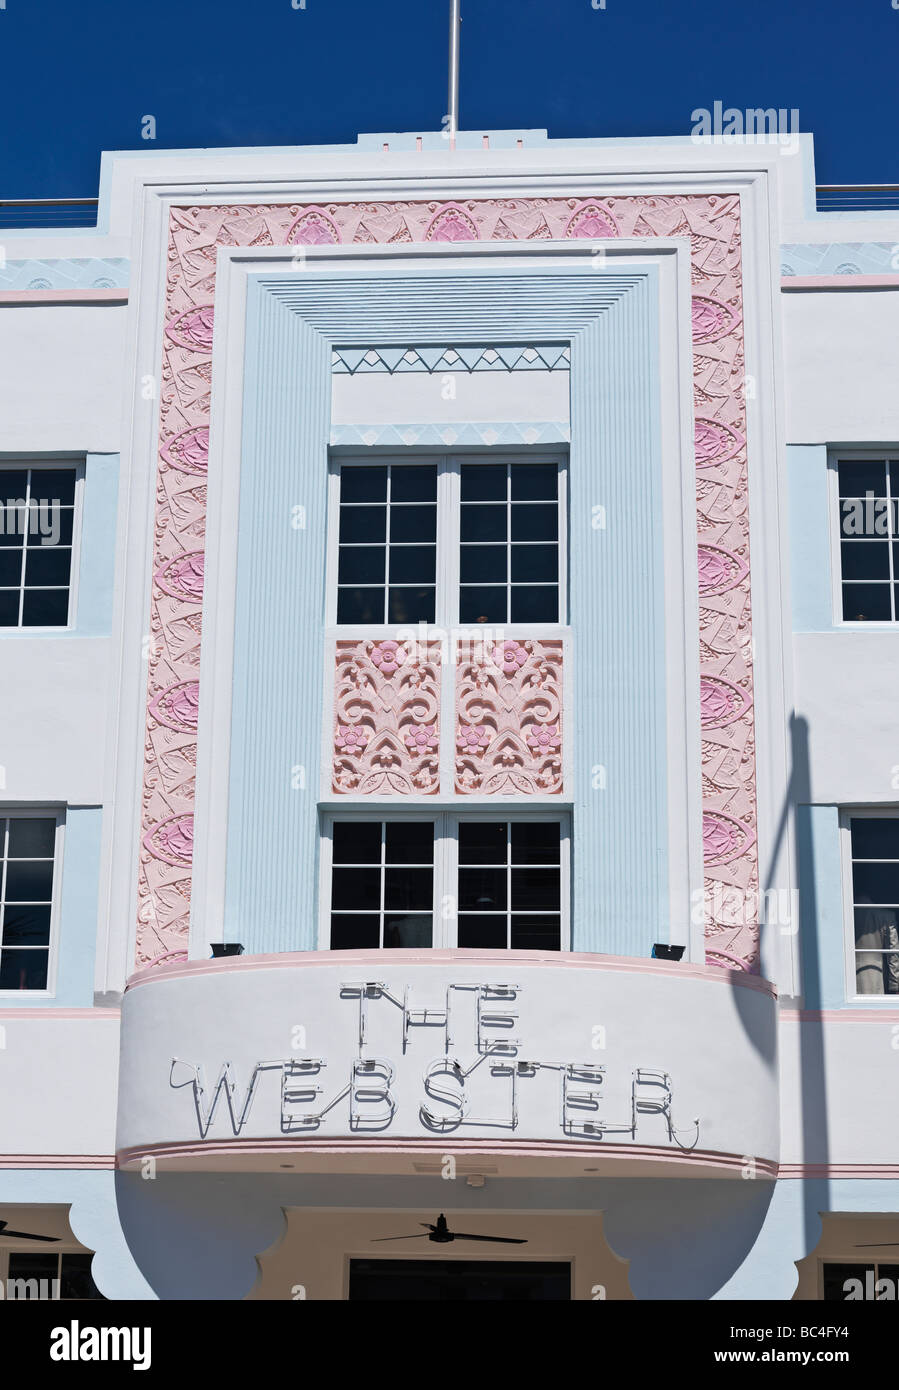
[0,198,99,230]
[816,185,899,213]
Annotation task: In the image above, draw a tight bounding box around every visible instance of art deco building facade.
[0,127,897,1300]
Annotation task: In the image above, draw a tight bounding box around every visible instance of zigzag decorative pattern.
[331,344,570,373]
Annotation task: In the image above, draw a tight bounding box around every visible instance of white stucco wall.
[0,305,125,453]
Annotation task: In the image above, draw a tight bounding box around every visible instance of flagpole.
[448,0,461,149]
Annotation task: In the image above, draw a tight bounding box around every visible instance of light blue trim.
[228,264,666,958]
[781,244,899,278]
[332,343,570,373]
[76,454,119,636]
[788,444,833,632]
[2,807,103,1008]
[0,259,129,292]
[330,421,570,448]
[795,804,847,1010]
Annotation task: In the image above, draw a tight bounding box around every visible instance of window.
[846,815,899,996]
[6,1251,105,1300]
[323,815,567,950]
[330,454,566,627]
[821,1261,899,1301]
[0,814,59,991]
[0,465,78,628]
[834,455,899,622]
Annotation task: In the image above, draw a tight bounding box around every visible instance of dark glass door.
[348,1259,571,1301]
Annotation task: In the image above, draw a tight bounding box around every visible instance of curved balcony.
[116,950,778,1178]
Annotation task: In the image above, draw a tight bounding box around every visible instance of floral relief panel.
[140,192,757,972]
[456,639,563,795]
[332,640,441,795]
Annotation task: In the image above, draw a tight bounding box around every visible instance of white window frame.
[325,450,569,632]
[319,808,571,951]
[0,807,64,998]
[838,807,899,1004]
[828,449,899,629]
[0,457,85,634]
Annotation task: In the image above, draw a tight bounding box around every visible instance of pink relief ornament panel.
[333,639,441,795]
[456,639,563,795]
[139,192,757,970]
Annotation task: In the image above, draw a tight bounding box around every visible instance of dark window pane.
[341,467,387,504]
[339,505,386,544]
[385,868,433,911]
[460,544,506,584]
[851,818,899,859]
[0,470,28,502]
[459,867,507,912]
[0,591,19,625]
[0,551,22,584]
[8,820,55,858]
[390,465,437,503]
[461,465,507,502]
[459,822,507,865]
[838,460,886,497]
[331,867,380,911]
[0,949,48,989]
[511,464,557,501]
[383,913,432,948]
[511,914,561,950]
[60,1253,104,1300]
[385,822,434,865]
[24,547,72,587]
[822,1263,873,1301]
[3,904,52,945]
[28,507,73,546]
[5,859,53,900]
[332,821,381,864]
[511,503,557,542]
[388,587,435,624]
[842,583,891,622]
[390,505,437,543]
[0,506,26,546]
[461,505,506,542]
[840,541,889,580]
[389,545,436,584]
[7,1252,58,1284]
[891,460,899,496]
[851,862,899,904]
[854,906,898,946]
[330,914,380,950]
[511,543,557,583]
[511,822,560,865]
[337,587,384,624]
[511,868,560,911]
[839,499,894,539]
[21,589,69,627]
[511,586,559,623]
[457,914,507,948]
[459,586,506,624]
[31,469,76,507]
[338,546,385,585]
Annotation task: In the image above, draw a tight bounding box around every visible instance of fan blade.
[855,1243,899,1248]
[370,1233,430,1242]
[0,1229,60,1242]
[451,1233,528,1244]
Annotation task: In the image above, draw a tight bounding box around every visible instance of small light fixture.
[466,1175,486,1189]
[652,943,685,961]
[210,942,244,958]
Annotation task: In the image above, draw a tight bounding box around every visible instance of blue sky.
[0,0,894,197]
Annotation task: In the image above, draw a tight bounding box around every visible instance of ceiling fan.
[0,1219,59,1243]
[372,1213,526,1245]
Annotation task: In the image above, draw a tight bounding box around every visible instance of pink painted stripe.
[0,1155,115,1169]
[125,947,776,997]
[0,288,127,305]
[116,1137,778,1177]
[777,1164,899,1179]
[0,1008,120,1020]
[780,1009,899,1022]
[781,275,899,290]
